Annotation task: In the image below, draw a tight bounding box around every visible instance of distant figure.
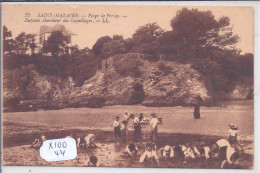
[31,135,46,148]
[228,124,243,152]
[139,143,160,166]
[113,116,121,141]
[150,113,159,144]
[160,145,174,159]
[86,155,98,167]
[125,143,139,157]
[193,95,203,119]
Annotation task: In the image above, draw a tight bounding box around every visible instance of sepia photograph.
[1,4,254,169]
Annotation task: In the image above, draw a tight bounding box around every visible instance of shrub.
[113,56,142,77]
[158,62,173,75]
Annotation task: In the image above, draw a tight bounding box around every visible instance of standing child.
[121,120,127,142]
[133,114,141,142]
[150,113,159,144]
[123,112,130,143]
[113,116,121,140]
[228,124,243,152]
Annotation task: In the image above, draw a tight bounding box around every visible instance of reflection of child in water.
[86,155,98,167]
[139,143,159,166]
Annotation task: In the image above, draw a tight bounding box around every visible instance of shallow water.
[2,100,254,168]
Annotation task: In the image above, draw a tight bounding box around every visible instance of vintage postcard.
[1,3,254,169]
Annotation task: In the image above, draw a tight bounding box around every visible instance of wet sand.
[2,100,254,168]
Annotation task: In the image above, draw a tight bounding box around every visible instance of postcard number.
[40,138,77,162]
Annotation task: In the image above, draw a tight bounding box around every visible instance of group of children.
[113,112,161,144]
[30,111,243,168]
[122,123,244,168]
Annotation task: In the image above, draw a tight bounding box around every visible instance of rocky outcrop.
[61,56,211,107]
[3,54,252,111]
[140,60,209,106]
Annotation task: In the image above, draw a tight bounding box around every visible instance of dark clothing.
[229,136,238,145]
[174,146,185,162]
[150,126,158,144]
[193,96,203,119]
[134,124,142,142]
[114,126,121,139]
[194,105,200,119]
[218,146,228,161]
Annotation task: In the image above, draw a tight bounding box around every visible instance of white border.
[1,1,260,173]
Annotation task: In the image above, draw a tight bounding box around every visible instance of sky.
[2,4,254,54]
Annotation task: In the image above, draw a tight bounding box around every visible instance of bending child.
[139,143,160,166]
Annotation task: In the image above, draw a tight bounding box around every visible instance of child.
[160,145,174,159]
[86,155,98,167]
[125,143,139,157]
[77,135,86,148]
[121,120,127,143]
[84,134,97,149]
[113,116,121,140]
[228,124,243,152]
[198,145,212,160]
[77,134,97,149]
[122,112,131,143]
[139,143,160,166]
[182,143,201,163]
[220,150,240,168]
[133,114,141,142]
[173,145,185,162]
[150,113,159,144]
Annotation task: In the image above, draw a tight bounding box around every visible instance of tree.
[112,35,124,41]
[101,39,126,58]
[131,23,164,55]
[14,32,36,55]
[168,8,240,60]
[70,44,80,56]
[92,36,112,56]
[42,30,68,56]
[3,26,15,54]
[79,47,92,56]
[132,23,164,45]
